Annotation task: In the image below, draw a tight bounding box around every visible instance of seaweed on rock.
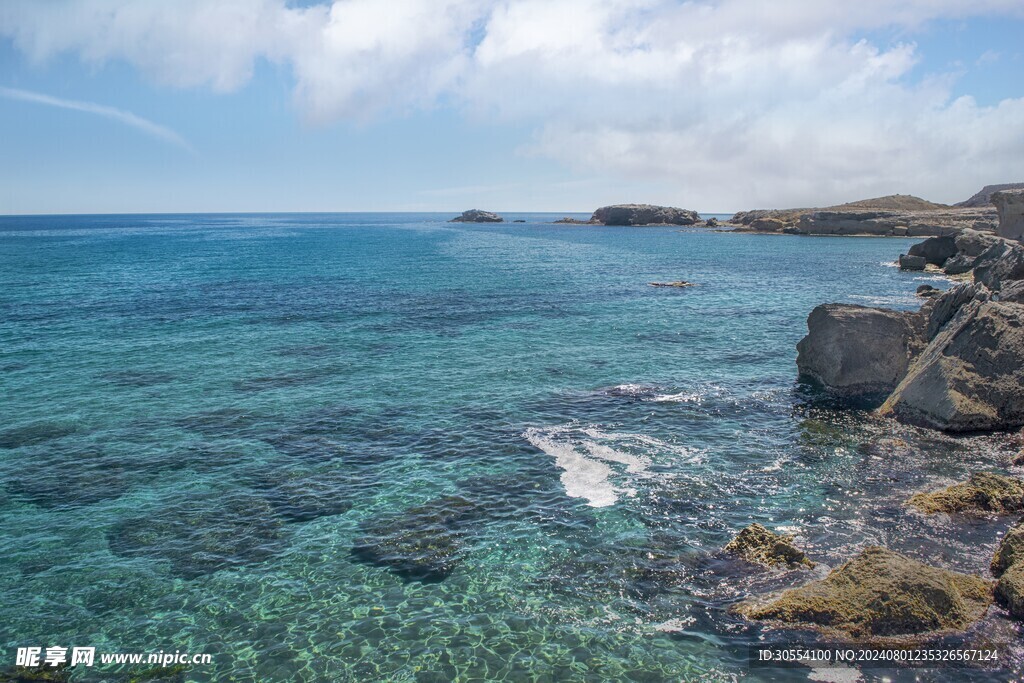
[737,547,992,641]
[907,472,1024,515]
[724,524,815,570]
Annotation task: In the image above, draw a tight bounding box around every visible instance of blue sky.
[1,1,1022,214]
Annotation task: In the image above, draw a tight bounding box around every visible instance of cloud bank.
[2,0,1023,207]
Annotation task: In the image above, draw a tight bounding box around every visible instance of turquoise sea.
[0,213,1021,682]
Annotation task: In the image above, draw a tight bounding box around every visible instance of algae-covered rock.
[995,562,1024,619]
[991,519,1024,576]
[351,495,482,583]
[0,663,71,682]
[737,547,992,640]
[724,523,815,569]
[907,472,1024,515]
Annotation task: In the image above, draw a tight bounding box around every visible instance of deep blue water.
[0,213,1020,682]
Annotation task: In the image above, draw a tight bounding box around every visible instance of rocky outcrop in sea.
[736,547,993,641]
[449,209,504,223]
[590,204,700,226]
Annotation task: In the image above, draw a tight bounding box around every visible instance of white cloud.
[1,0,1023,207]
[0,86,195,152]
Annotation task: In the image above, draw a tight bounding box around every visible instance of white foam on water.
[524,427,618,508]
[650,391,703,403]
[526,425,702,507]
[584,442,650,474]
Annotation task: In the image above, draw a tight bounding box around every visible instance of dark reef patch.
[107,493,287,579]
[351,495,483,583]
[99,369,176,388]
[0,421,78,450]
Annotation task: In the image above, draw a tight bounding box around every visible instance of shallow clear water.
[0,213,1020,682]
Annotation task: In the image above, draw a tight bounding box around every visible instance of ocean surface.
[0,213,1021,682]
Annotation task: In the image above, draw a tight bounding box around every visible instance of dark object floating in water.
[107,495,286,579]
[449,209,504,223]
[512,219,526,223]
[737,546,992,640]
[907,471,1024,515]
[351,495,482,583]
[649,281,696,288]
[723,523,815,569]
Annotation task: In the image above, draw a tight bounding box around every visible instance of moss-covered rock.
[991,519,1024,576]
[907,472,1024,514]
[724,524,815,569]
[995,562,1024,619]
[737,547,992,641]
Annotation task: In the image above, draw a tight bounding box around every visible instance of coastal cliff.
[730,192,999,237]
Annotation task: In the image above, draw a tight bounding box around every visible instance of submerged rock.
[724,523,815,569]
[247,467,357,523]
[796,304,924,397]
[992,519,1024,575]
[880,300,1024,432]
[907,472,1024,514]
[737,547,992,640]
[0,663,71,682]
[590,204,700,226]
[107,495,286,579]
[449,209,504,223]
[351,495,481,583]
[993,189,1024,240]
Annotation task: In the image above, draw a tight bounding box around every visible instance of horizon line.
[0,209,740,218]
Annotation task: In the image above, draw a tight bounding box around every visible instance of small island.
[449,209,504,223]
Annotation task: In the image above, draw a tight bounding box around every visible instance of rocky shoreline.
[725,188,1024,646]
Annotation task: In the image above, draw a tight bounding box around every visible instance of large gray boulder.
[973,240,1024,291]
[993,189,1024,240]
[449,209,504,223]
[797,305,925,397]
[880,299,1024,432]
[908,234,957,266]
[591,204,699,226]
